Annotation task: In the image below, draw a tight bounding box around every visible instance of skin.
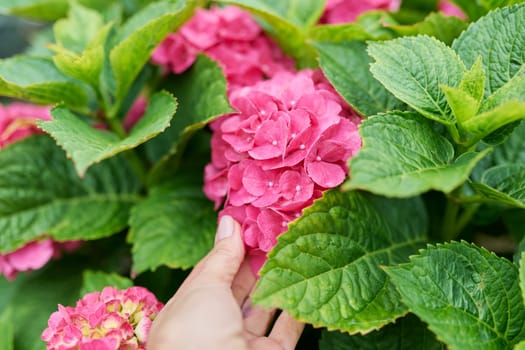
[147,215,305,350]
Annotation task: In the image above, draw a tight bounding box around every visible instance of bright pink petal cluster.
[0,102,81,281]
[151,6,294,92]
[439,0,466,19]
[42,286,163,350]
[320,0,401,24]
[0,102,51,147]
[204,70,362,271]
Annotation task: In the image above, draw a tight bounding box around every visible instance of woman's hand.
[147,215,304,350]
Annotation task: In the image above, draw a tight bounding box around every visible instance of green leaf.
[520,252,525,307]
[386,12,467,45]
[40,91,177,176]
[0,310,14,350]
[0,136,140,253]
[319,314,444,350]
[52,23,113,90]
[471,164,525,209]
[215,0,317,68]
[252,190,428,333]
[53,2,104,53]
[441,56,485,125]
[0,0,68,21]
[386,241,525,350]
[79,270,134,297]
[147,55,232,184]
[368,35,465,125]
[315,41,404,116]
[128,169,216,274]
[452,4,525,96]
[108,0,197,113]
[235,0,325,28]
[463,100,525,140]
[308,18,393,44]
[492,121,525,165]
[0,55,89,112]
[344,112,490,197]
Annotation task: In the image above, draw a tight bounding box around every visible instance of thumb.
[192,215,245,287]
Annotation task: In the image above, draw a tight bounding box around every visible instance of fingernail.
[216,215,234,241]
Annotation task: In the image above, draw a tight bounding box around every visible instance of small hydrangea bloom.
[204,70,362,272]
[439,0,466,19]
[320,0,401,24]
[0,102,51,147]
[41,286,164,350]
[0,102,80,281]
[152,6,294,92]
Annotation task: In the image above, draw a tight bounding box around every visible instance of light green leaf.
[387,12,467,45]
[0,310,14,350]
[386,241,525,350]
[215,0,317,68]
[128,175,216,274]
[79,270,134,297]
[452,4,525,96]
[40,91,177,176]
[0,136,140,253]
[109,0,197,113]
[0,55,89,112]
[516,340,525,350]
[52,23,113,89]
[315,41,404,116]
[471,164,525,209]
[0,0,68,21]
[308,16,394,44]
[53,2,104,53]
[146,55,232,183]
[368,35,465,124]
[520,252,525,308]
[463,100,525,140]
[319,314,444,350]
[344,112,490,197]
[441,56,485,125]
[253,190,428,333]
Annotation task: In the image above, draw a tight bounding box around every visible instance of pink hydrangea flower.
[439,0,466,19]
[320,0,401,24]
[42,286,164,350]
[204,70,362,272]
[0,102,81,281]
[152,6,295,92]
[0,102,51,147]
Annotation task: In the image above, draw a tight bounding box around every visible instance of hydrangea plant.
[0,0,524,349]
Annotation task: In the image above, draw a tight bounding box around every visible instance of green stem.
[453,203,481,238]
[106,117,149,186]
[441,195,461,242]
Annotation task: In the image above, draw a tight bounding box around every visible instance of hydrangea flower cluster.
[204,70,362,271]
[439,0,466,19]
[151,6,294,92]
[320,0,401,24]
[41,286,164,350]
[0,102,81,281]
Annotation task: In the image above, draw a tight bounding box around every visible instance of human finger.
[243,301,276,337]
[232,259,257,305]
[268,311,304,350]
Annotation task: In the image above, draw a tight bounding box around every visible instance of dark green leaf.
[387,12,467,45]
[452,4,525,96]
[0,136,140,253]
[471,164,525,209]
[0,55,89,112]
[492,121,525,165]
[128,175,216,274]
[319,314,444,350]
[147,55,232,183]
[40,91,177,176]
[368,35,465,124]
[315,41,404,116]
[79,270,134,297]
[386,241,525,350]
[344,112,490,197]
[253,190,428,333]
